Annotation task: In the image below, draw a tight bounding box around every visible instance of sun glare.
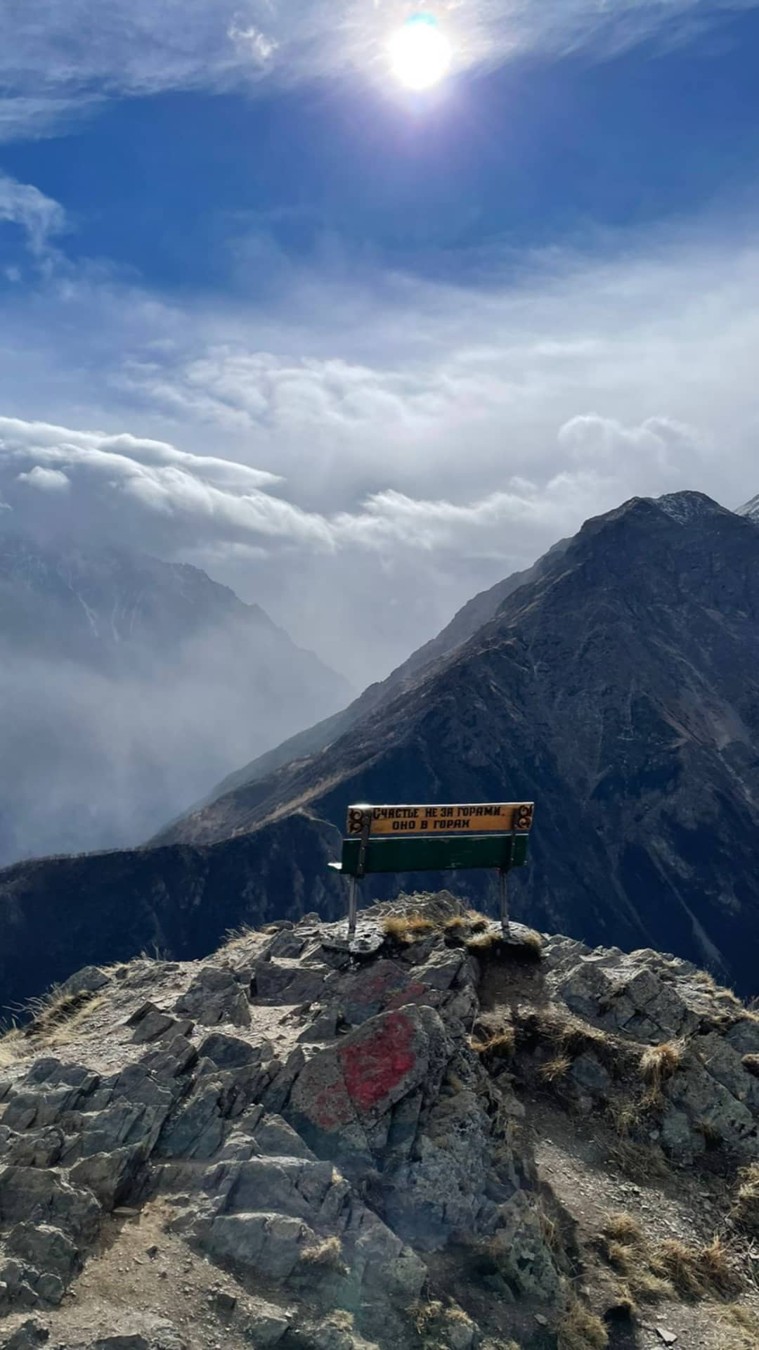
[388,14,452,91]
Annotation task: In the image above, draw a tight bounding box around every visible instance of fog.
[0,592,350,866]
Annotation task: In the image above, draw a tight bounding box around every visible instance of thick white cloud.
[0,402,702,563]
[1,0,756,139]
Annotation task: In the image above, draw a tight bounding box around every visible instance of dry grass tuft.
[557,1299,609,1350]
[409,1299,444,1334]
[222,922,259,951]
[732,1163,759,1237]
[23,987,104,1044]
[602,1213,644,1245]
[467,913,490,932]
[606,1137,669,1182]
[596,1215,740,1306]
[651,1236,740,1301]
[721,1303,759,1348]
[465,929,501,953]
[299,1235,346,1272]
[540,1054,573,1083]
[0,1026,24,1068]
[443,911,489,934]
[443,915,469,932]
[608,1100,638,1138]
[597,1215,740,1305]
[382,914,437,943]
[519,927,544,957]
[640,1040,683,1089]
[470,1026,516,1060]
[742,1053,759,1079]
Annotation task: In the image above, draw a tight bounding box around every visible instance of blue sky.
[1,0,759,681]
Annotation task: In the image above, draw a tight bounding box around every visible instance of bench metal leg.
[348,877,358,938]
[499,869,509,937]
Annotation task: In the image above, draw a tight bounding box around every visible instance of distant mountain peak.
[653,490,724,524]
[737,494,759,522]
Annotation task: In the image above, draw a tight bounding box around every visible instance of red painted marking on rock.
[310,1084,353,1131]
[386,982,431,1010]
[338,1010,416,1113]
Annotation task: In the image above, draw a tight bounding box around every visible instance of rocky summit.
[1,893,758,1350]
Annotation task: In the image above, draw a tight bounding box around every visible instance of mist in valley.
[0,550,350,866]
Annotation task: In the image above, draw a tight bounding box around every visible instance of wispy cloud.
[1,0,756,139]
[0,173,66,262]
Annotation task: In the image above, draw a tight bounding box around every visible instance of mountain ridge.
[1,490,759,1009]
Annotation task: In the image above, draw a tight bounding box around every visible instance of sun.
[388,14,452,91]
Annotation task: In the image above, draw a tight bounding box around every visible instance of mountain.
[737,493,759,523]
[0,532,349,864]
[153,491,759,994]
[1,893,758,1349]
[2,489,759,1010]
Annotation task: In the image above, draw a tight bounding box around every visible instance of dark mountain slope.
[0,813,344,1016]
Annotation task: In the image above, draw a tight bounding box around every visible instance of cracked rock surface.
[0,893,757,1350]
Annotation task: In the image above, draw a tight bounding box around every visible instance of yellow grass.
[470,1026,516,1059]
[557,1299,609,1350]
[540,1054,573,1083]
[299,1235,346,1271]
[732,1163,759,1236]
[640,1040,683,1088]
[382,914,437,943]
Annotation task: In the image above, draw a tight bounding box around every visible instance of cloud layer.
[1,180,759,680]
[1,0,757,138]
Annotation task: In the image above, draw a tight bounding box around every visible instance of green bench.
[329,801,534,937]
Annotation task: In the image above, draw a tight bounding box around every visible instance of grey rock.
[6,1224,78,1284]
[197,1033,263,1069]
[286,1005,450,1165]
[33,1274,63,1307]
[59,966,111,998]
[157,1083,226,1161]
[139,1035,198,1080]
[213,1155,349,1227]
[127,1004,193,1045]
[0,1168,100,1241]
[570,1052,612,1097]
[69,1146,145,1210]
[254,961,329,1007]
[203,1212,312,1278]
[253,1115,315,1160]
[1,1319,50,1349]
[5,1128,65,1169]
[243,1300,291,1346]
[89,1339,151,1350]
[175,969,251,1028]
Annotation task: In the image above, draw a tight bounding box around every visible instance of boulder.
[175,969,251,1028]
[243,1299,291,1346]
[2,1319,50,1349]
[127,1004,193,1045]
[287,1006,449,1164]
[203,1212,312,1279]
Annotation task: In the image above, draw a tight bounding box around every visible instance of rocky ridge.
[1,893,758,1350]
